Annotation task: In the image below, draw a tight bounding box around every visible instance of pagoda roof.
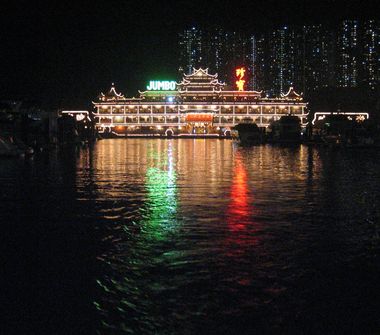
[98,83,126,101]
[281,87,303,100]
[183,68,218,79]
[177,68,226,91]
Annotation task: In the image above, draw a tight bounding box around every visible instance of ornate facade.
[93,68,308,136]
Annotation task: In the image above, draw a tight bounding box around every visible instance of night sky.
[1,0,378,110]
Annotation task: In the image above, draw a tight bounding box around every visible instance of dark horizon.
[1,0,379,110]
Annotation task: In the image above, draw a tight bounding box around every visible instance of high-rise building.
[178,27,203,75]
[303,24,335,93]
[179,20,380,97]
[250,35,267,91]
[221,31,252,85]
[336,20,360,87]
[207,28,224,76]
[266,26,302,96]
[361,20,380,90]
[178,27,253,88]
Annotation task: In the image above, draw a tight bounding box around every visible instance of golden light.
[235,67,246,91]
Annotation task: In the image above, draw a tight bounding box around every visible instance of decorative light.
[146,80,176,91]
[235,67,246,91]
[76,114,85,121]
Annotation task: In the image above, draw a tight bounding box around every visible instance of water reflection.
[143,142,178,239]
[2,140,379,334]
[86,141,380,334]
[226,150,252,231]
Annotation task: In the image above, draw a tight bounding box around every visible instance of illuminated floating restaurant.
[93,68,308,137]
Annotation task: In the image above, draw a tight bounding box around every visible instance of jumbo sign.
[146,81,176,91]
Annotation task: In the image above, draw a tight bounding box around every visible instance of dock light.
[76,114,85,121]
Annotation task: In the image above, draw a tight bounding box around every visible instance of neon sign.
[235,67,246,91]
[147,81,176,91]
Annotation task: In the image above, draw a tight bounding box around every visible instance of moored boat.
[267,115,301,143]
[233,121,264,145]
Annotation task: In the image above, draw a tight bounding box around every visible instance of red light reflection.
[226,153,252,231]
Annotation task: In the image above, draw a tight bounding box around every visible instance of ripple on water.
[2,140,380,334]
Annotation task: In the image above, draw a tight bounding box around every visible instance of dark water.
[1,139,380,334]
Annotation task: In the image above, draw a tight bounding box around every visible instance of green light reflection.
[142,142,178,240]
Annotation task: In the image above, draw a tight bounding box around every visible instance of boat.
[232,121,264,145]
[268,115,301,143]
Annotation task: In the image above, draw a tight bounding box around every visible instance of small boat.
[233,121,264,145]
[268,115,301,143]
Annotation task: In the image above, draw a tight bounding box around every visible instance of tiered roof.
[95,75,304,104]
[177,68,226,92]
[98,84,143,102]
[98,84,127,101]
[281,87,303,101]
